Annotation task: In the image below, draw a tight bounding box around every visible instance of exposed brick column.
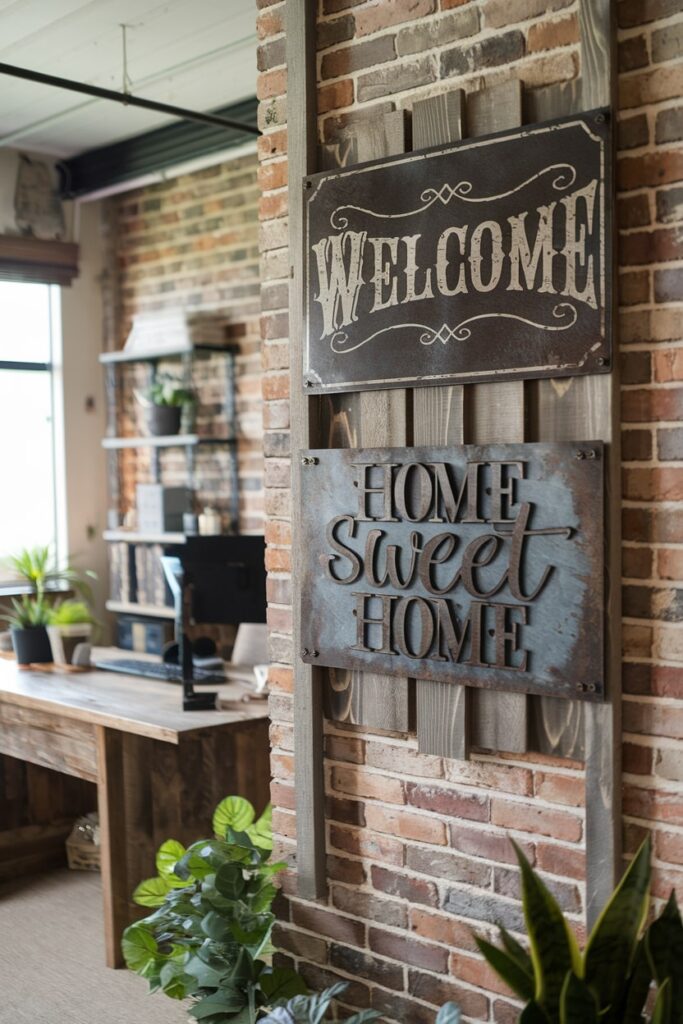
[258,2,683,1022]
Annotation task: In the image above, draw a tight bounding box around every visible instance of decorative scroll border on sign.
[303,109,612,393]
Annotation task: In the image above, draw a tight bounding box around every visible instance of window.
[0,281,64,577]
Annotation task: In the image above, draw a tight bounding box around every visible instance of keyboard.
[94,657,224,684]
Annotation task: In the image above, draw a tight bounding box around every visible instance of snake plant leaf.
[499,924,534,978]
[519,1001,550,1023]
[652,978,673,1024]
[212,796,256,838]
[583,836,651,1017]
[621,937,654,1024]
[559,972,599,1024]
[646,891,683,1024]
[475,935,535,1001]
[513,841,580,1017]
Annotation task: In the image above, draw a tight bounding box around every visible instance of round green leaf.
[133,875,172,907]
[213,796,255,838]
[156,839,190,887]
[215,861,246,899]
[121,924,159,974]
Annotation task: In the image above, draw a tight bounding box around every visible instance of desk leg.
[96,726,128,969]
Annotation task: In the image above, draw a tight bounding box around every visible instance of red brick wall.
[109,152,264,534]
[258,2,683,1022]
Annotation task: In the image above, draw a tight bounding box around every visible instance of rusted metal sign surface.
[303,109,612,394]
[300,443,604,701]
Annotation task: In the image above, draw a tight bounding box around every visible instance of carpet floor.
[0,869,189,1023]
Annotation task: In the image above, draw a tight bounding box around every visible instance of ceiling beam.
[59,96,258,198]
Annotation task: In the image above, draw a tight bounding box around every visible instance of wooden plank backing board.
[412,90,469,759]
[288,0,620,920]
[320,113,412,733]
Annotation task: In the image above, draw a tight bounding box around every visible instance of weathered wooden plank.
[288,0,327,900]
[412,90,470,760]
[321,113,412,734]
[579,0,620,929]
[0,703,97,781]
[526,83,587,763]
[96,726,129,969]
[465,81,529,754]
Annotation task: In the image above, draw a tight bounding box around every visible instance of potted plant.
[3,594,53,664]
[139,376,195,437]
[47,599,95,666]
[475,836,683,1022]
[122,796,308,1021]
[1,546,96,665]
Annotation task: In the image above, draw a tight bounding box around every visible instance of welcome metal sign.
[303,109,612,394]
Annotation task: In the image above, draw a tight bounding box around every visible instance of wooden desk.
[0,660,270,967]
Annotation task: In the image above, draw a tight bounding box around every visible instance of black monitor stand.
[161,556,217,711]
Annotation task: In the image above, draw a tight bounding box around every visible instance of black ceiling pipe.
[0,62,261,135]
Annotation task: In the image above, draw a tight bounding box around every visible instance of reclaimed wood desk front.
[0,661,270,967]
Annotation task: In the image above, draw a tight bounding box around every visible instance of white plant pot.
[48,623,93,667]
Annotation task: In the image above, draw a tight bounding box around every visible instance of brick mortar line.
[617,11,683,40]
[315,44,582,91]
[324,748,586,780]
[322,785,586,821]
[623,691,683,706]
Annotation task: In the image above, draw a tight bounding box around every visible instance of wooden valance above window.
[0,235,79,286]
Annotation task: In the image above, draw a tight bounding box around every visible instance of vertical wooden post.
[287,0,327,900]
[528,0,620,925]
[96,725,128,968]
[580,0,621,928]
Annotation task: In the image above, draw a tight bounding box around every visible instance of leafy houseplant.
[141,375,195,436]
[47,599,95,666]
[2,546,96,665]
[260,982,462,1024]
[476,836,683,1023]
[122,796,308,1022]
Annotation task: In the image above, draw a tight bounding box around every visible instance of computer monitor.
[175,535,267,627]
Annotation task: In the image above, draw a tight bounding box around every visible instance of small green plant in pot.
[475,836,683,1023]
[2,546,96,665]
[122,796,308,1022]
[140,375,195,437]
[3,594,52,663]
[47,600,95,666]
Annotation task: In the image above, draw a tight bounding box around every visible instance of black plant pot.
[148,404,182,437]
[11,626,53,664]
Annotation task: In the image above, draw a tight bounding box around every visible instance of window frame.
[0,283,66,589]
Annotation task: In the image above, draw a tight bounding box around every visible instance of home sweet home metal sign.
[303,109,612,394]
[300,443,604,701]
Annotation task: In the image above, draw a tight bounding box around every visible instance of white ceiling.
[0,0,257,158]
